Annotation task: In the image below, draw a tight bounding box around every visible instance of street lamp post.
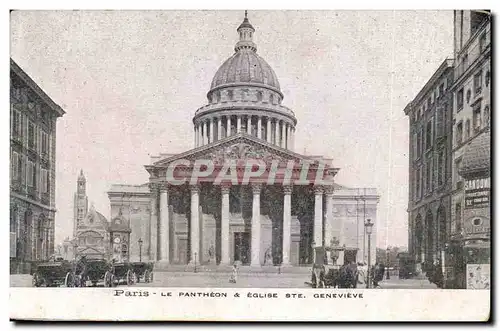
[138,238,143,262]
[365,219,374,289]
[386,247,391,280]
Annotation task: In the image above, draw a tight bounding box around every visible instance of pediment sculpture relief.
[197,142,288,164]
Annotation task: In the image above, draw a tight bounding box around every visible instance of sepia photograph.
[8,7,491,321]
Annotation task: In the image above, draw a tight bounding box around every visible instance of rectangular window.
[416,168,421,200]
[437,151,445,187]
[11,152,19,182]
[12,110,22,138]
[474,71,483,95]
[427,98,431,109]
[41,131,48,156]
[456,122,463,145]
[41,168,49,193]
[426,159,432,193]
[479,33,487,53]
[27,161,34,187]
[455,158,463,190]
[457,89,464,110]
[413,133,418,160]
[33,164,37,190]
[426,120,433,150]
[473,103,482,133]
[439,83,444,98]
[455,203,462,233]
[416,131,421,159]
[28,122,35,150]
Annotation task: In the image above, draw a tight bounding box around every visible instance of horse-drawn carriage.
[82,258,115,287]
[32,256,89,287]
[32,259,77,287]
[110,262,136,286]
[309,246,359,288]
[130,261,154,284]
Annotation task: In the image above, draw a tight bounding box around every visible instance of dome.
[210,49,281,91]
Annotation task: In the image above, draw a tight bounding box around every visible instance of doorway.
[234,232,250,265]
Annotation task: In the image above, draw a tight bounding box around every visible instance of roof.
[403,58,454,115]
[210,49,280,91]
[459,128,491,178]
[10,58,66,117]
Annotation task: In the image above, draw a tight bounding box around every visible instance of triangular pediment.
[77,246,105,256]
[151,133,322,168]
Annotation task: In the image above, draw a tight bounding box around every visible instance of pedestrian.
[229,262,239,283]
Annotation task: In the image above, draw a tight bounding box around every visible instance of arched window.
[465,119,470,140]
[256,91,263,102]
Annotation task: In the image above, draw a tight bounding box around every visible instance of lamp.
[364,219,374,288]
[386,247,391,279]
[138,238,143,262]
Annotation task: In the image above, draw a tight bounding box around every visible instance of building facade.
[72,171,109,259]
[108,14,379,268]
[405,10,491,288]
[10,59,65,274]
[404,59,454,276]
[449,10,491,289]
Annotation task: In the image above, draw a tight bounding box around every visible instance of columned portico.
[251,184,262,266]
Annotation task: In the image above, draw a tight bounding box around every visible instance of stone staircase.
[153,262,312,275]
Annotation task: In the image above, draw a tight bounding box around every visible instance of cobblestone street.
[11,272,437,289]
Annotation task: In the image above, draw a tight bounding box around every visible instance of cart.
[32,259,78,287]
[130,262,154,284]
[111,262,135,286]
[83,259,115,287]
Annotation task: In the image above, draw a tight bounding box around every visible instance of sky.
[10,10,454,249]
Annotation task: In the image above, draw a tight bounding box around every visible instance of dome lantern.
[235,10,257,52]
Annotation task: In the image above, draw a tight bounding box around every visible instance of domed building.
[108,13,379,269]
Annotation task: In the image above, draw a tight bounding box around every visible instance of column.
[266,117,272,143]
[251,184,262,266]
[194,125,198,147]
[202,121,207,146]
[226,116,231,137]
[274,120,279,146]
[257,116,262,139]
[159,184,170,263]
[285,124,290,149]
[291,127,295,151]
[237,115,242,133]
[313,186,323,247]
[149,184,158,261]
[220,185,230,265]
[324,186,334,248]
[190,185,200,265]
[210,117,215,143]
[282,185,292,265]
[280,122,285,148]
[247,115,252,135]
[198,124,202,147]
[217,117,222,141]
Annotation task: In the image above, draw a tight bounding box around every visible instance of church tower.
[73,170,89,237]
